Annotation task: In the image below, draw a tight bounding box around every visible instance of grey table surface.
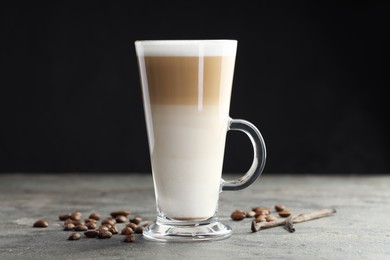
[0,173,389,260]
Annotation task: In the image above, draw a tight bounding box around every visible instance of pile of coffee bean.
[33,210,151,243]
[231,204,292,222]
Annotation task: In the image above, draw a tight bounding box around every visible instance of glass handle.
[222,118,267,191]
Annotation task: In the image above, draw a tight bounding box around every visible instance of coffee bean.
[64,219,82,225]
[68,232,80,240]
[70,212,82,221]
[84,218,97,224]
[130,217,142,225]
[64,223,75,231]
[275,204,286,212]
[109,225,119,235]
[255,216,267,223]
[231,210,246,221]
[97,226,109,232]
[86,222,97,230]
[101,218,116,226]
[265,215,277,222]
[134,226,144,234]
[123,235,136,243]
[115,215,127,223]
[33,220,48,228]
[246,211,256,218]
[110,210,131,218]
[74,224,88,231]
[126,223,138,230]
[98,230,113,239]
[278,210,291,217]
[84,230,99,238]
[253,207,271,215]
[59,213,71,221]
[121,227,134,235]
[139,221,152,228]
[103,225,113,230]
[254,210,270,218]
[89,213,101,221]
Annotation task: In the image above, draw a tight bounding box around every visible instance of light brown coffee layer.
[142,56,235,105]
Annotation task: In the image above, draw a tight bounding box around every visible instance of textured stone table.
[0,173,389,259]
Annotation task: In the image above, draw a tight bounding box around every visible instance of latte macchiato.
[136,40,266,241]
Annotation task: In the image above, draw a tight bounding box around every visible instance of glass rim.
[134,39,237,45]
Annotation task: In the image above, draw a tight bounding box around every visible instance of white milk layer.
[147,104,230,219]
[135,40,237,57]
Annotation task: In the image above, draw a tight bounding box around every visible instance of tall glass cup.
[135,40,266,241]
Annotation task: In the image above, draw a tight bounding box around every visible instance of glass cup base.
[143,216,232,242]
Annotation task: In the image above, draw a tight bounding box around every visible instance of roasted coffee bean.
[134,226,144,234]
[97,226,109,232]
[64,219,72,224]
[255,207,272,213]
[231,210,246,221]
[253,207,271,215]
[74,224,88,231]
[101,218,116,226]
[109,225,119,235]
[64,223,75,231]
[64,219,82,225]
[254,210,270,218]
[255,216,267,223]
[121,227,134,235]
[89,213,101,221]
[33,220,48,228]
[265,215,277,222]
[84,230,99,238]
[126,223,138,230]
[278,210,291,217]
[130,217,142,225]
[275,204,286,212]
[115,215,127,223]
[246,211,256,218]
[70,212,82,221]
[86,222,97,230]
[110,210,131,218]
[84,218,97,223]
[139,221,152,228]
[123,235,136,243]
[59,213,71,221]
[104,225,113,230]
[98,230,113,239]
[68,232,80,240]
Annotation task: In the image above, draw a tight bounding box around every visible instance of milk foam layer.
[135,40,237,57]
[149,104,229,219]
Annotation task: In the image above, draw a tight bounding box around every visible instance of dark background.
[1,2,389,173]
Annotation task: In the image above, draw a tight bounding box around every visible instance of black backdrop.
[1,2,389,173]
